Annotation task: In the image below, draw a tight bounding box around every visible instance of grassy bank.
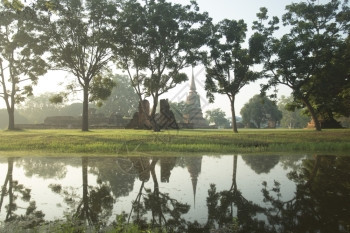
[0,129,349,156]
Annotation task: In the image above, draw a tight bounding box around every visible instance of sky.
[1,0,306,117]
[161,0,295,117]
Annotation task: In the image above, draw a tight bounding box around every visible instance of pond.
[0,154,349,232]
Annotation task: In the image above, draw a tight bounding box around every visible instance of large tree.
[114,0,211,131]
[93,74,139,117]
[0,1,48,130]
[39,0,118,131]
[204,19,259,133]
[240,95,282,129]
[251,1,350,131]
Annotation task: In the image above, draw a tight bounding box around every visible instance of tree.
[93,74,139,117]
[40,0,118,131]
[114,0,211,131]
[0,108,28,129]
[250,1,350,131]
[0,1,48,130]
[240,95,282,129]
[205,108,230,128]
[204,19,260,133]
[17,92,63,123]
[278,95,309,129]
[169,101,188,123]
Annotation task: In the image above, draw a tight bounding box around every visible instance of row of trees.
[205,95,309,129]
[0,0,349,132]
[0,92,310,130]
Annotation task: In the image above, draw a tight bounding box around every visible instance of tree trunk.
[5,158,14,221]
[7,107,15,130]
[302,97,322,131]
[230,155,238,192]
[230,97,238,133]
[81,157,90,223]
[82,84,89,131]
[150,95,160,132]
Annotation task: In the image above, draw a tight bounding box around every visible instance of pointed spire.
[191,177,198,208]
[190,66,196,92]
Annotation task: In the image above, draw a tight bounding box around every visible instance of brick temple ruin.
[182,69,209,128]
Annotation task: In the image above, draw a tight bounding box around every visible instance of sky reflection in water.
[0,154,349,232]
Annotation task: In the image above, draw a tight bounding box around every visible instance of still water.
[0,155,349,232]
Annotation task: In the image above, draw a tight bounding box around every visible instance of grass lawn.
[0,128,349,156]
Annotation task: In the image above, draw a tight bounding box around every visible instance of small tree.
[278,95,309,129]
[240,95,282,129]
[40,0,118,131]
[114,0,211,131]
[0,1,48,130]
[205,108,230,128]
[204,19,259,133]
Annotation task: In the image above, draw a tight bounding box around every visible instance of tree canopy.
[205,108,230,128]
[0,0,48,129]
[204,19,260,133]
[114,0,211,131]
[39,0,118,131]
[240,95,282,129]
[250,0,350,131]
[93,74,139,117]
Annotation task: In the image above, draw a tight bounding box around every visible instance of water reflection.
[0,155,349,232]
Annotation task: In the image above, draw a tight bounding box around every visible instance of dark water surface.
[0,155,349,232]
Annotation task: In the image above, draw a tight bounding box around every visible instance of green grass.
[0,128,349,156]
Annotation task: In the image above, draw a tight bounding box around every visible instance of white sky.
[3,0,320,117]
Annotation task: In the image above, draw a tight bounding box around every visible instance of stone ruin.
[126,99,178,130]
[156,99,178,129]
[126,100,152,129]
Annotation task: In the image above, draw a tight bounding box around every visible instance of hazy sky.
[2,0,315,116]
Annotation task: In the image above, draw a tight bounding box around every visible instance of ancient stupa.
[183,68,209,128]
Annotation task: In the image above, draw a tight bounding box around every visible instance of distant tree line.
[0,0,348,132]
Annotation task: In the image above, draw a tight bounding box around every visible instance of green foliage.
[0,0,49,129]
[94,74,139,117]
[240,95,282,128]
[89,73,117,103]
[278,95,309,129]
[252,1,350,131]
[114,0,211,130]
[40,0,118,131]
[205,108,230,128]
[49,94,64,104]
[204,18,260,133]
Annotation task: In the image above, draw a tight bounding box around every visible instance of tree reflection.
[262,155,350,233]
[49,157,114,229]
[0,158,44,229]
[126,157,190,232]
[205,155,267,232]
[17,157,68,179]
[242,155,280,174]
[89,157,137,200]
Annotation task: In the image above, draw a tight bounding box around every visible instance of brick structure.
[183,69,209,128]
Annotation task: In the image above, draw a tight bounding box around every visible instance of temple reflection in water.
[1,154,349,233]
